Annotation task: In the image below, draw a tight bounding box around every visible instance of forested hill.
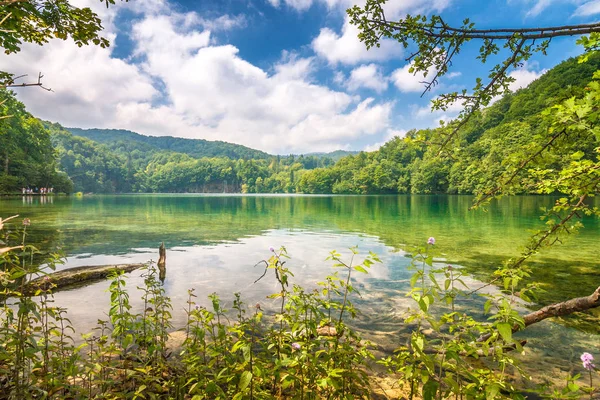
[296,53,600,194]
[67,128,271,160]
[1,52,598,195]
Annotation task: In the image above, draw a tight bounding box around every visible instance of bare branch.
[2,72,52,91]
[368,19,600,41]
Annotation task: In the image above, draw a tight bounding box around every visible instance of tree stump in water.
[158,242,166,282]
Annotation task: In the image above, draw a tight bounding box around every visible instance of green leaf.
[239,370,252,390]
[486,384,500,399]
[497,322,512,342]
[354,265,368,274]
[422,379,439,400]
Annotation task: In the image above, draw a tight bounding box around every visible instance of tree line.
[1,51,598,195]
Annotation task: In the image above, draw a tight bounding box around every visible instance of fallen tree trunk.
[522,285,600,327]
[20,263,146,296]
[478,285,600,342]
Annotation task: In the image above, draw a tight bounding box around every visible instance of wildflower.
[269,246,275,252]
[427,237,435,245]
[447,265,453,271]
[581,352,595,370]
[23,218,31,226]
[255,303,262,310]
[292,342,301,350]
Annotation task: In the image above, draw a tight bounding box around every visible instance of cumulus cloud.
[312,17,403,65]
[2,1,395,154]
[345,64,388,93]
[391,62,436,93]
[310,0,453,66]
[364,128,407,151]
[507,63,546,91]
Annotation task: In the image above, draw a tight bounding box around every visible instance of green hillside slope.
[67,128,271,160]
[297,53,600,194]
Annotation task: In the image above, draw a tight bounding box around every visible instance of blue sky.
[2,0,600,154]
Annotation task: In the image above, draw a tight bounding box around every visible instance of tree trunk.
[477,285,600,342]
[522,285,600,327]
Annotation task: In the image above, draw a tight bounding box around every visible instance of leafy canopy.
[0,0,126,88]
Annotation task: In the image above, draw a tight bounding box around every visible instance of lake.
[1,194,599,382]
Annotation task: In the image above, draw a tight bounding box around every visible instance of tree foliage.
[0,90,72,192]
[348,2,600,148]
[0,0,125,88]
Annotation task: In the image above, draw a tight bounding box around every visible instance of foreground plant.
[1,212,599,399]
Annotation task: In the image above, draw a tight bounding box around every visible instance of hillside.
[67,127,271,160]
[2,52,598,195]
[297,52,600,194]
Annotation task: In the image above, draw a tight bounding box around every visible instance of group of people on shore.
[22,187,54,195]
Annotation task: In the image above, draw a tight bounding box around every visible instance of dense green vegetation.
[67,127,272,160]
[3,52,598,196]
[0,91,73,193]
[298,53,600,194]
[48,123,336,193]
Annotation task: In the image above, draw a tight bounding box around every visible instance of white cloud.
[267,0,315,11]
[507,63,546,91]
[364,128,407,151]
[2,2,396,154]
[525,0,554,17]
[391,62,436,93]
[573,0,600,16]
[0,34,158,128]
[274,52,315,81]
[514,0,597,18]
[269,0,452,17]
[312,17,403,65]
[346,64,388,93]
[197,14,247,31]
[414,98,465,121]
[310,0,453,66]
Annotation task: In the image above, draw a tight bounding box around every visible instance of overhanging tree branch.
[348,2,600,150]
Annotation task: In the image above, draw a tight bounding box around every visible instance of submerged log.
[21,263,146,296]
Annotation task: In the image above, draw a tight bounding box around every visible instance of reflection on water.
[0,194,599,386]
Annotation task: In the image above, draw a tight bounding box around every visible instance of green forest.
[1,52,599,195]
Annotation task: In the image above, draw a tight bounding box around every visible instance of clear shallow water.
[1,194,599,383]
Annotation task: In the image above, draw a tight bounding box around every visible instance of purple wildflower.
[427,237,435,245]
[581,352,595,370]
[22,218,31,227]
[292,342,301,350]
[269,246,275,253]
